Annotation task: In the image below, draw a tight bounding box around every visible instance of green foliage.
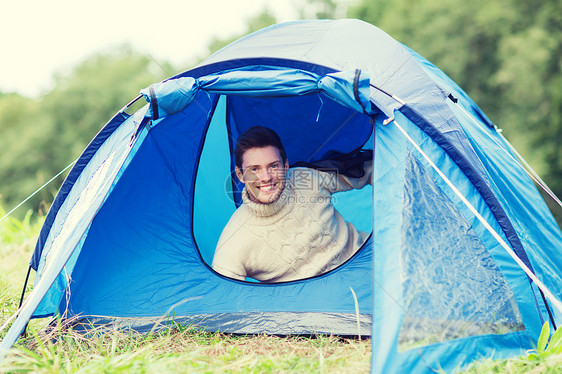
[0,45,173,217]
[0,279,20,339]
[537,321,551,353]
[0,204,42,295]
[460,322,562,373]
[1,210,35,245]
[551,325,562,351]
[535,322,562,355]
[297,0,339,19]
[0,205,42,250]
[0,94,49,215]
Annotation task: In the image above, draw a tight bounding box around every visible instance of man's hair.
[234,126,287,169]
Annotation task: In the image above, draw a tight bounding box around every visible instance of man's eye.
[250,167,258,173]
[271,163,280,169]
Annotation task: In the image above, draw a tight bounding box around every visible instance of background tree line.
[1,0,560,222]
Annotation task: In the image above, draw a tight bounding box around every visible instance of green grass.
[1,323,371,373]
[1,204,562,373]
[0,206,42,294]
[461,322,562,373]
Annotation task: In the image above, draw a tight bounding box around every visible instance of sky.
[1,0,299,98]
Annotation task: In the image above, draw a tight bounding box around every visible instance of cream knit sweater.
[212,164,372,282]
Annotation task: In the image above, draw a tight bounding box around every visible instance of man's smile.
[258,183,277,192]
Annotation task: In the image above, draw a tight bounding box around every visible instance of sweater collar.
[241,180,293,218]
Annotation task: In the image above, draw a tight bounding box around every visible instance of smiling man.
[212,126,372,282]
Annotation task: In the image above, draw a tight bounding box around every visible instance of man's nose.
[258,168,272,181]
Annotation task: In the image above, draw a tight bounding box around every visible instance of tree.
[297,0,339,19]
[0,46,172,216]
[0,93,47,214]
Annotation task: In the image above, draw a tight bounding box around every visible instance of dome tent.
[2,19,562,373]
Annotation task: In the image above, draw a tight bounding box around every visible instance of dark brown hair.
[234,126,287,169]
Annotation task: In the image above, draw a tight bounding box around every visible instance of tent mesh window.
[398,153,524,351]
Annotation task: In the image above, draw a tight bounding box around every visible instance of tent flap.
[141,68,375,119]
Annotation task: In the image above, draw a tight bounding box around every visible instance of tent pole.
[18,265,32,310]
[539,288,559,331]
[16,265,33,338]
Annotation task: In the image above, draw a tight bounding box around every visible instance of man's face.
[236,146,289,204]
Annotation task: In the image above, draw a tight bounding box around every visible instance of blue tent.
[2,19,562,373]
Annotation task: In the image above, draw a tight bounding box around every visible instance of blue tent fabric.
[398,105,534,271]
[30,111,131,271]
[373,109,544,372]
[140,68,374,119]
[2,19,562,373]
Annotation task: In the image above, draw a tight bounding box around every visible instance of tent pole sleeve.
[391,117,562,316]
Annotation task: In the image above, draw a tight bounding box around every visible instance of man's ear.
[235,166,245,184]
[284,159,289,170]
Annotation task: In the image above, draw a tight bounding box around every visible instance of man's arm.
[212,220,249,280]
[212,260,247,280]
[212,244,247,280]
[320,160,373,194]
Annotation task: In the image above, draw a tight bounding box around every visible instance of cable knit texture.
[212,164,372,282]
